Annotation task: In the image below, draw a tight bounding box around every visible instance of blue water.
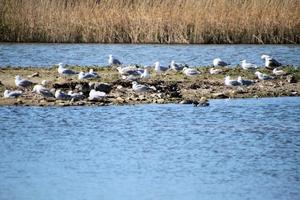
[0,43,299,67]
[0,97,300,200]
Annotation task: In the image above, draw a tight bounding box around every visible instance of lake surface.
[0,97,300,200]
[0,43,299,67]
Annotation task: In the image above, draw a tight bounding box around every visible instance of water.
[0,97,300,200]
[0,43,299,67]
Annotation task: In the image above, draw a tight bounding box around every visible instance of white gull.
[57,63,77,76]
[213,58,230,67]
[88,89,107,100]
[255,71,273,80]
[241,60,258,70]
[3,90,23,98]
[15,75,34,88]
[108,55,122,66]
[225,76,240,86]
[33,85,54,98]
[261,55,281,69]
[183,67,200,76]
[237,76,254,86]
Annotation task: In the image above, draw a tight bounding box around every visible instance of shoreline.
[0,66,299,107]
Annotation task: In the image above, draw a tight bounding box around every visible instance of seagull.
[41,80,51,86]
[170,60,186,71]
[255,71,273,80]
[213,58,230,67]
[57,63,77,76]
[272,68,287,76]
[210,68,223,74]
[183,67,200,76]
[15,75,34,88]
[261,55,281,69]
[88,69,99,78]
[241,60,258,70]
[154,61,169,73]
[68,91,85,100]
[78,71,98,80]
[132,81,152,93]
[33,85,54,98]
[225,76,240,86]
[108,55,122,66]
[55,89,72,100]
[117,66,143,76]
[88,89,107,100]
[237,76,254,86]
[141,68,150,79]
[3,90,23,98]
[122,74,141,81]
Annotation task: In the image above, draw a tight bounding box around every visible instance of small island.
[0,65,299,106]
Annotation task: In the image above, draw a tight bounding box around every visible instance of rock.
[17,99,23,104]
[212,92,229,99]
[76,101,86,106]
[46,98,56,102]
[193,97,209,107]
[287,75,297,83]
[116,97,126,103]
[28,72,39,78]
[75,83,90,93]
[156,93,163,99]
[58,102,70,107]
[169,91,181,98]
[156,99,165,104]
[138,95,146,101]
[93,83,112,93]
[180,99,193,104]
[0,81,3,86]
[117,85,123,90]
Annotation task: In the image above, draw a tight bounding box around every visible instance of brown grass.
[0,0,299,44]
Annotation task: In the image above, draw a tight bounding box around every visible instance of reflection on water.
[0,97,300,200]
[0,43,299,67]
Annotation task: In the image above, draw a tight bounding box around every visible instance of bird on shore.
[255,71,273,80]
[15,75,34,88]
[33,85,54,98]
[68,91,85,100]
[3,90,23,98]
[117,66,143,76]
[88,69,99,78]
[57,63,77,76]
[78,71,98,80]
[132,81,153,93]
[141,68,151,79]
[213,58,230,67]
[210,68,223,74]
[272,68,287,76]
[183,67,200,76]
[225,76,240,86]
[170,60,186,71]
[261,55,281,69]
[41,80,51,86]
[241,60,258,70]
[237,76,254,86]
[55,89,72,100]
[88,89,107,100]
[154,61,169,74]
[108,55,122,66]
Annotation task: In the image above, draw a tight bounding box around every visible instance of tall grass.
[0,0,299,43]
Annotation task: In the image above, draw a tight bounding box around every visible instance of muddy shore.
[0,66,299,106]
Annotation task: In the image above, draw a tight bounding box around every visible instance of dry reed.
[0,0,299,43]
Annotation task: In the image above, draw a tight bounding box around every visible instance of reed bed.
[0,0,299,43]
